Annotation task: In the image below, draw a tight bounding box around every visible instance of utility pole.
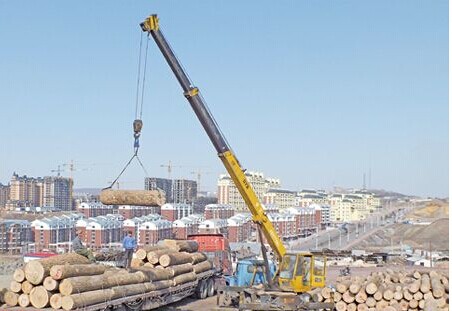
[328,233,331,249]
[429,241,433,268]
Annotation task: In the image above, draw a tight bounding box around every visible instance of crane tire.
[207,278,215,297]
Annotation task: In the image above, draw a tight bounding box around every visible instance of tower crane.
[140,14,331,309]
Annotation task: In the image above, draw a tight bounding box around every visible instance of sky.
[0,1,448,197]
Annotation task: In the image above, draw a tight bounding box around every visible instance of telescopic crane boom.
[140,15,327,295]
[140,15,286,262]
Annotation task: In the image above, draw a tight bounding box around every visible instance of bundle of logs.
[309,269,449,311]
[3,240,212,310]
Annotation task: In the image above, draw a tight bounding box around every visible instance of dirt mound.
[407,201,449,219]
[353,219,449,251]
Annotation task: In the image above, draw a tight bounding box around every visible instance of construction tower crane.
[140,14,330,306]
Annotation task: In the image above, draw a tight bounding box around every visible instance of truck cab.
[225,259,276,287]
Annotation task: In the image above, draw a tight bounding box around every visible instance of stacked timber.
[2,240,212,310]
[311,269,449,311]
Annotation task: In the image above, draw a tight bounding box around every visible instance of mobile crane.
[140,15,333,310]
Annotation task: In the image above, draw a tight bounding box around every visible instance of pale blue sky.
[0,1,448,197]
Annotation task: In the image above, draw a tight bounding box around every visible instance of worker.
[123,231,137,269]
[72,230,95,262]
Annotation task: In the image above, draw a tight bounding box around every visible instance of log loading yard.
[0,12,449,311]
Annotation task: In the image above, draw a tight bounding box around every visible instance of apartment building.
[217,171,280,211]
[118,205,161,219]
[172,214,204,239]
[77,202,117,218]
[268,213,297,239]
[161,203,193,221]
[173,179,197,204]
[0,220,32,254]
[138,218,172,246]
[263,189,297,210]
[0,183,10,208]
[204,204,235,220]
[76,214,124,251]
[227,214,254,243]
[8,173,73,211]
[198,219,228,237]
[31,213,83,252]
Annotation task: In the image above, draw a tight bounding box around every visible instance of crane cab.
[278,253,326,293]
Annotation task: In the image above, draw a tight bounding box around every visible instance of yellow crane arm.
[140,15,286,261]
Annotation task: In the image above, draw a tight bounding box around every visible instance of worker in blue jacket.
[123,231,137,268]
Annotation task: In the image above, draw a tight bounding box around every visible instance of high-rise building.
[42,176,74,211]
[145,177,173,202]
[7,173,73,211]
[0,183,9,208]
[173,179,197,204]
[217,171,280,211]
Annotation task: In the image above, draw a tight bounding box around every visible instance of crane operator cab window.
[279,254,296,279]
[312,256,326,288]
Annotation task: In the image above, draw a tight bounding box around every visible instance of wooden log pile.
[3,240,212,310]
[312,269,449,311]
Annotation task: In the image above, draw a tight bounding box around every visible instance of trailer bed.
[4,270,216,311]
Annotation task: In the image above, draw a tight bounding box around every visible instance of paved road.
[287,203,416,251]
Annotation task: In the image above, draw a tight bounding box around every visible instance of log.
[355,289,367,304]
[29,286,51,308]
[160,239,198,253]
[337,280,351,294]
[393,290,403,301]
[147,280,173,291]
[147,248,176,264]
[343,290,355,303]
[382,306,396,311]
[333,291,342,302]
[99,189,165,206]
[133,267,172,281]
[21,280,33,294]
[357,304,368,311]
[59,271,148,295]
[413,271,422,279]
[383,288,394,301]
[408,299,418,309]
[430,274,445,298]
[413,291,423,301]
[346,302,357,311]
[421,274,431,294]
[336,300,347,311]
[375,299,388,309]
[418,299,425,309]
[349,282,361,295]
[403,290,413,301]
[172,272,197,286]
[193,260,212,274]
[131,258,144,268]
[135,245,168,260]
[321,286,332,299]
[143,262,154,268]
[365,296,376,307]
[159,252,192,267]
[18,293,30,307]
[111,283,149,299]
[4,291,19,306]
[43,276,59,291]
[50,264,107,280]
[13,268,25,282]
[166,263,194,277]
[61,289,114,310]
[10,280,22,293]
[373,290,383,301]
[50,293,63,309]
[399,299,409,310]
[365,282,379,295]
[191,252,208,264]
[25,253,90,285]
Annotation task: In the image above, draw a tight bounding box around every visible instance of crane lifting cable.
[105,31,151,190]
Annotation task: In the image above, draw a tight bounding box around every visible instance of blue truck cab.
[225,259,276,287]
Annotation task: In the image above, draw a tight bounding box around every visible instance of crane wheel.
[207,278,215,297]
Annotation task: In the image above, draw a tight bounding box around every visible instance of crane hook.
[133,119,143,152]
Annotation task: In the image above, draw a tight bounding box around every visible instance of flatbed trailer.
[4,270,220,311]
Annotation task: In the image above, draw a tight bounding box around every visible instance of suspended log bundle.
[319,269,450,311]
[1,239,213,309]
[99,189,165,206]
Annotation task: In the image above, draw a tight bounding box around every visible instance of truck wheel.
[196,280,207,299]
[207,278,215,297]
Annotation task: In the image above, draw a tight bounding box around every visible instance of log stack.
[314,269,449,311]
[2,240,212,310]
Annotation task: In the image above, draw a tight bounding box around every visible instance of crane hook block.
[133,119,143,134]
